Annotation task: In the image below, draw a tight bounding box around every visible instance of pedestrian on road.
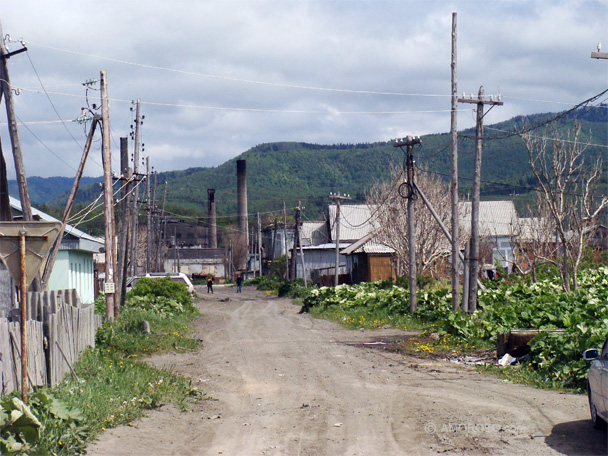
[236,274,243,293]
[207,276,214,294]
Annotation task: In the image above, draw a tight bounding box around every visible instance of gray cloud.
[1,0,606,179]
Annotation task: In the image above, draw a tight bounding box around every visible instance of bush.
[126,277,194,312]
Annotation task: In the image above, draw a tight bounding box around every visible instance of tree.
[510,194,558,282]
[520,122,608,291]
[365,165,456,278]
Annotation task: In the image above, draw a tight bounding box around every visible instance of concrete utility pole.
[329,192,350,286]
[450,12,460,311]
[0,24,32,223]
[100,70,116,320]
[459,87,503,313]
[394,136,421,312]
[130,100,142,276]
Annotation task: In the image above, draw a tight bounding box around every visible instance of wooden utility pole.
[116,136,131,312]
[394,136,421,312]
[329,192,350,286]
[450,12,460,311]
[145,157,151,273]
[130,100,142,276]
[0,24,32,223]
[100,70,116,320]
[42,117,100,288]
[459,87,503,312]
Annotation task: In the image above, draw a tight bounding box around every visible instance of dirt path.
[87,286,606,455]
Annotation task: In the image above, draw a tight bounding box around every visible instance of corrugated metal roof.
[459,201,518,237]
[361,242,394,254]
[301,243,351,250]
[328,204,376,242]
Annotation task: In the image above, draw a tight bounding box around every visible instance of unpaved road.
[87,286,607,455]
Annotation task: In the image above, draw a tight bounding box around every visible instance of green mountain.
[24,106,608,228]
[8,176,102,206]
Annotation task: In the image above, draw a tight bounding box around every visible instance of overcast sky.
[1,0,606,179]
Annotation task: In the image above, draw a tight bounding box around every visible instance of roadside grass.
[309,305,426,332]
[96,307,200,355]
[33,346,199,455]
[476,364,580,394]
[6,280,204,456]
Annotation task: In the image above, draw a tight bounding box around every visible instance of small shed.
[341,233,396,284]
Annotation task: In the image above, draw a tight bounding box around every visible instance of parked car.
[125,272,195,296]
[583,337,608,429]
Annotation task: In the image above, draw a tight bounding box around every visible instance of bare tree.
[510,195,558,282]
[520,122,608,291]
[366,165,456,278]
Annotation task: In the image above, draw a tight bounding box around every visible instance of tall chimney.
[207,188,217,248]
[236,159,248,269]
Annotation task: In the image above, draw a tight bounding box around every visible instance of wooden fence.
[0,290,101,395]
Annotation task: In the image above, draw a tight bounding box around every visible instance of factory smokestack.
[207,188,217,248]
[236,159,248,270]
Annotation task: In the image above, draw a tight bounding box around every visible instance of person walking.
[207,276,214,294]
[236,274,243,293]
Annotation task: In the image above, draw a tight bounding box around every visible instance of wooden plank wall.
[0,289,101,395]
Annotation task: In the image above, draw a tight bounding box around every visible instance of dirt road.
[87,286,606,455]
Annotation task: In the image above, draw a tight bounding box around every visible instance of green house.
[10,197,104,304]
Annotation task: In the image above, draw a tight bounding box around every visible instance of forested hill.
[17,106,608,221]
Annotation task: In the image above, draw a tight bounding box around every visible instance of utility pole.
[459,87,503,312]
[329,192,350,286]
[130,100,142,276]
[116,136,131,313]
[394,136,421,312]
[0,25,33,223]
[100,70,116,320]
[450,12,460,311]
[145,157,151,273]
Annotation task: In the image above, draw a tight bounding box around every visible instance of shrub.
[126,277,194,311]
